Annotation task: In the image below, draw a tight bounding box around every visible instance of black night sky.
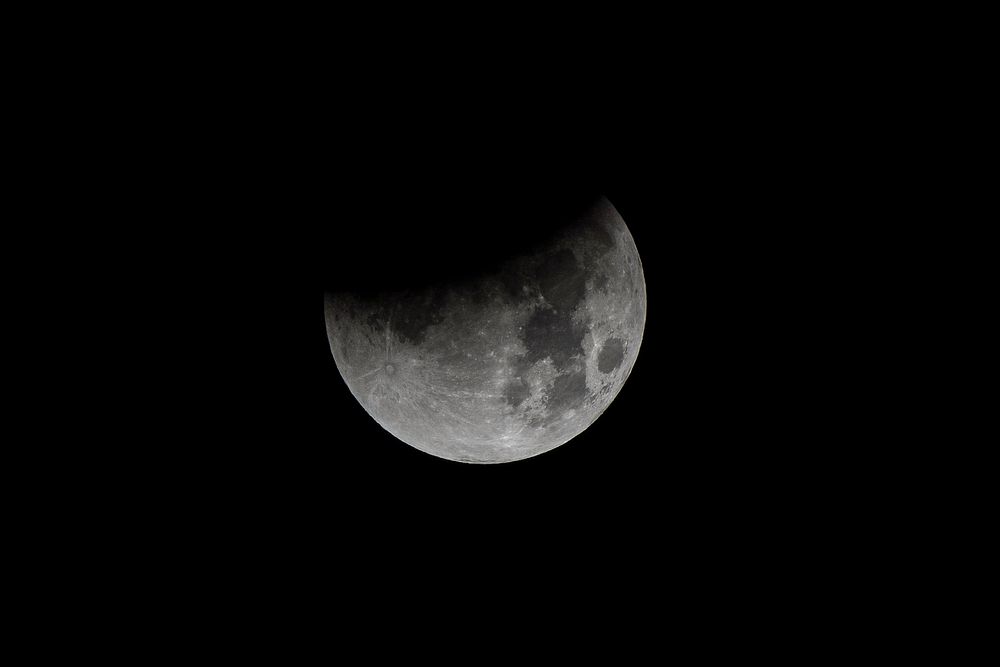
[204,123,793,536]
[40,11,901,633]
[158,58,843,562]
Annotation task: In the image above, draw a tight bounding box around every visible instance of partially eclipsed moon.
[325,196,646,463]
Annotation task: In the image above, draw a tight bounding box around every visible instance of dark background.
[34,9,925,635]
[129,41,859,572]
[185,101,826,551]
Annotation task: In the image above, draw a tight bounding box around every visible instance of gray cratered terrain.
[324,196,645,463]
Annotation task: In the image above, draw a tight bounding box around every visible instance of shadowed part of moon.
[324,196,646,463]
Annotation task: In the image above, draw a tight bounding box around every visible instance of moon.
[324,196,645,463]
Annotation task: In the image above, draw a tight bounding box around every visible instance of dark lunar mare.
[598,338,625,374]
[533,370,588,427]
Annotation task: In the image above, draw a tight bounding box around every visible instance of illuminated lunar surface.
[324,196,645,463]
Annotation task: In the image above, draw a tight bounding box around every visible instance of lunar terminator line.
[325,196,645,463]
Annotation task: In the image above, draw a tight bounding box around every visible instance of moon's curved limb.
[325,196,646,463]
